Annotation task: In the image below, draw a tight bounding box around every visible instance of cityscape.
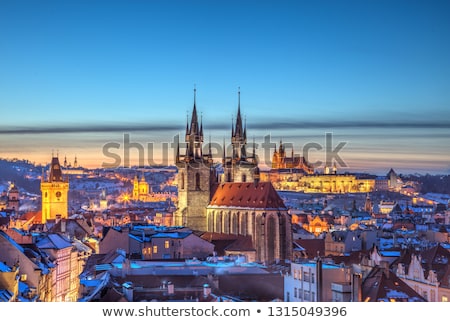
[1,1,450,303]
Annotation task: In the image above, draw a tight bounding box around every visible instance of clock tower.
[41,155,69,223]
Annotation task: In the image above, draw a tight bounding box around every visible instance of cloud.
[2,119,450,134]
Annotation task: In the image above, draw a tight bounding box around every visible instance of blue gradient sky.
[1,0,449,174]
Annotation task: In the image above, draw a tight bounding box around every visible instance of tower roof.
[234,89,244,139]
[49,156,64,182]
[189,88,200,136]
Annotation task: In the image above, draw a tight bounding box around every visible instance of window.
[153,245,158,254]
[442,296,448,302]
[195,173,201,190]
[294,288,298,298]
[242,174,246,182]
[165,241,170,249]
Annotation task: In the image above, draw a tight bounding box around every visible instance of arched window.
[195,173,201,190]
[242,174,247,182]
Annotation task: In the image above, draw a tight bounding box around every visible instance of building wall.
[206,207,292,264]
[299,175,375,193]
[0,267,19,301]
[99,228,130,255]
[396,256,440,302]
[0,232,53,301]
[175,161,212,231]
[284,261,349,302]
[41,181,69,223]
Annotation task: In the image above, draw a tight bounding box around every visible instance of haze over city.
[1,0,449,174]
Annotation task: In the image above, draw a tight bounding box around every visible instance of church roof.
[209,182,286,209]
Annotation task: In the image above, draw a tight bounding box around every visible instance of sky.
[0,0,449,174]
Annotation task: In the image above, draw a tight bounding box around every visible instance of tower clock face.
[56,191,62,198]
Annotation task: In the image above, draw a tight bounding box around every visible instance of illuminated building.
[302,215,332,236]
[40,155,69,223]
[272,140,313,173]
[129,174,176,203]
[173,91,292,264]
[298,173,375,193]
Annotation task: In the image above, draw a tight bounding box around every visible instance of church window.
[195,173,201,190]
[242,174,246,182]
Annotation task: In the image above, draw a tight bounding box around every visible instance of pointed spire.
[234,88,244,138]
[189,86,199,135]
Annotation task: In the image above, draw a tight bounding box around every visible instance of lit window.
[153,246,158,254]
[165,241,170,249]
[442,296,448,302]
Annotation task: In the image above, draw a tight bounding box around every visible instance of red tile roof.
[209,182,286,209]
[20,211,42,223]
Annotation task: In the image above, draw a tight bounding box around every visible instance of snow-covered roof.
[36,233,72,250]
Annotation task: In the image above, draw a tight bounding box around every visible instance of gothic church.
[175,90,292,264]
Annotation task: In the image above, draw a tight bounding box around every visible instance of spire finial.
[238,86,241,109]
[194,84,196,106]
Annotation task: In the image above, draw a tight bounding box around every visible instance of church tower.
[175,89,216,231]
[7,182,20,212]
[41,155,69,223]
[223,89,258,183]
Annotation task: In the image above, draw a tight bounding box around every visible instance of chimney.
[203,283,211,298]
[167,282,174,295]
[351,274,362,302]
[315,257,323,302]
[61,219,66,233]
[122,282,134,302]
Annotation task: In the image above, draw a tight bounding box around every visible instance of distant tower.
[223,89,258,183]
[132,175,139,200]
[63,155,67,168]
[99,189,108,210]
[41,155,69,223]
[175,88,216,231]
[7,182,20,212]
[73,156,78,168]
[132,173,150,201]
